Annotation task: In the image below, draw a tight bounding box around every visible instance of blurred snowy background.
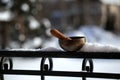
[0,0,120,80]
[0,0,120,49]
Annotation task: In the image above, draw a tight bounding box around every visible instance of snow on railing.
[0,50,120,80]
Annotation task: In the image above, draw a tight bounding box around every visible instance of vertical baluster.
[40,57,53,80]
[0,57,13,80]
[82,58,94,80]
[0,74,4,80]
[0,57,5,80]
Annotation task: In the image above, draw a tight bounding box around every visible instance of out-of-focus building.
[39,0,120,33]
[76,0,102,26]
[101,0,120,34]
[39,0,102,31]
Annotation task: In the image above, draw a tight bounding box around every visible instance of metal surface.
[0,51,120,59]
[0,51,120,80]
[59,37,86,51]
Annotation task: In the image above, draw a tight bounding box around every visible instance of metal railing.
[0,50,120,80]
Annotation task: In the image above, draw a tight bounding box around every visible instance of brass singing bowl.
[59,36,86,51]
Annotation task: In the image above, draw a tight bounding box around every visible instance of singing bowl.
[59,36,86,51]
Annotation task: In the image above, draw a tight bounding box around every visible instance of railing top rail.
[0,50,120,59]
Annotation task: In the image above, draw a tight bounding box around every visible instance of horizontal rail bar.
[1,70,120,79]
[0,51,120,59]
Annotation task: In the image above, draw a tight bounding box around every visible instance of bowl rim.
[59,36,86,40]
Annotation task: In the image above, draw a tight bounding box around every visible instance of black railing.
[0,50,120,80]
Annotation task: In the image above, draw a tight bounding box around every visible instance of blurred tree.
[0,0,52,49]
